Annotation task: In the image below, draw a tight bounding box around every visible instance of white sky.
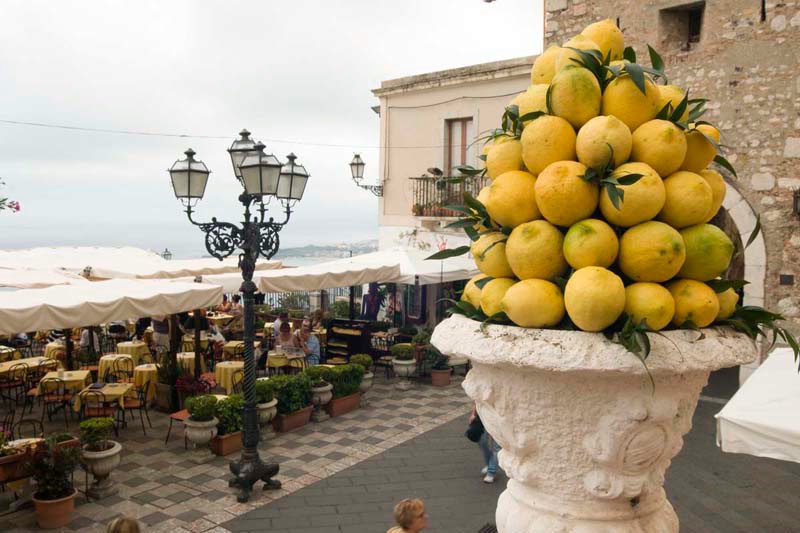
[0,0,543,258]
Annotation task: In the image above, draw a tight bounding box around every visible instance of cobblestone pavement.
[221,396,800,533]
[0,375,472,533]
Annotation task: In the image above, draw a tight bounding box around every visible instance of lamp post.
[161,248,173,260]
[349,154,383,196]
[167,130,309,502]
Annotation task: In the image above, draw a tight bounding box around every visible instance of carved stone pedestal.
[432,315,756,533]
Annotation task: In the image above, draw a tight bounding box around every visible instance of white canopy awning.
[0,279,223,335]
[0,246,282,280]
[716,347,800,463]
[0,268,90,290]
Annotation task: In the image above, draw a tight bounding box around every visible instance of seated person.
[230,295,243,318]
[272,311,289,335]
[275,321,299,350]
[297,321,321,366]
[215,295,232,314]
[309,309,324,331]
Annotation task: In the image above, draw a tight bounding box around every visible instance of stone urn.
[183,417,219,464]
[432,315,755,532]
[81,441,123,499]
[392,358,416,390]
[257,398,278,426]
[359,371,374,405]
[311,382,333,422]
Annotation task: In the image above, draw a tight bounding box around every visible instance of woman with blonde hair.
[387,498,428,533]
[107,516,141,533]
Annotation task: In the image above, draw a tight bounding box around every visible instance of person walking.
[471,404,501,483]
[387,498,428,533]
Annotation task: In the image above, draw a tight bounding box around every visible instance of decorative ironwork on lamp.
[349,153,383,196]
[161,248,172,261]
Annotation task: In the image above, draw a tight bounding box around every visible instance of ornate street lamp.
[161,248,173,261]
[349,153,383,196]
[167,130,309,502]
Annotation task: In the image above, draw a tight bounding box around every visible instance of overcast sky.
[0,0,543,258]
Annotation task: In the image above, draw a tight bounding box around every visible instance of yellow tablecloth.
[223,340,260,360]
[98,354,134,380]
[38,370,92,394]
[267,353,306,372]
[0,346,20,362]
[133,364,158,401]
[214,361,244,394]
[207,313,235,328]
[44,342,66,360]
[182,335,209,353]
[115,341,149,365]
[73,382,135,412]
[0,356,55,376]
[177,352,206,375]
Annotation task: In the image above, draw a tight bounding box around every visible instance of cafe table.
[207,312,235,328]
[133,364,158,401]
[43,342,67,364]
[214,361,244,394]
[0,346,20,362]
[176,352,206,375]
[115,341,150,365]
[38,370,92,394]
[0,356,56,376]
[73,382,135,412]
[98,354,134,380]
[182,334,209,353]
[223,340,260,360]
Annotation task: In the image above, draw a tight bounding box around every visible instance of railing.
[409,175,489,217]
[259,286,363,312]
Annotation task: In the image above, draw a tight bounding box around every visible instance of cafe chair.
[39,377,72,428]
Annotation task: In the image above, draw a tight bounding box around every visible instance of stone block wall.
[545,0,800,330]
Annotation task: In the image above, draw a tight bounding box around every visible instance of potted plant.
[394,324,418,344]
[350,353,374,398]
[210,394,244,456]
[391,342,416,390]
[271,374,313,433]
[324,364,365,417]
[0,434,27,485]
[184,394,219,463]
[175,372,215,409]
[30,436,81,529]
[80,417,122,499]
[305,366,333,422]
[412,326,433,375]
[53,432,81,450]
[255,379,278,429]
[426,347,452,387]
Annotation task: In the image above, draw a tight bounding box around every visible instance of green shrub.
[255,380,275,404]
[215,394,244,435]
[412,326,433,345]
[390,343,415,361]
[185,394,218,422]
[398,324,418,336]
[29,436,81,501]
[304,366,329,387]
[325,364,365,399]
[425,347,450,371]
[349,354,373,372]
[270,374,313,415]
[51,432,75,444]
[79,417,115,452]
[330,300,350,318]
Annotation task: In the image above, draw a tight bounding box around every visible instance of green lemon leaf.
[745,214,762,249]
[713,154,738,178]
[623,46,637,63]
[647,44,665,74]
[706,279,749,293]
[624,62,647,95]
[426,246,470,260]
[475,276,494,289]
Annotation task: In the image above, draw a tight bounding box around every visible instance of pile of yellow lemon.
[462,19,739,333]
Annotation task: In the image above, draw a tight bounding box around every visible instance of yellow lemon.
[716,287,739,320]
[505,220,568,280]
[473,186,491,232]
[658,171,713,228]
[680,124,720,173]
[520,115,577,175]
[563,218,619,269]
[576,115,632,169]
[599,162,664,227]
[549,65,601,128]
[631,119,688,177]
[462,274,489,308]
[555,34,601,72]
[471,232,514,279]
[699,169,727,222]
[535,161,599,227]
[480,278,517,317]
[486,138,524,180]
[511,84,549,124]
[618,221,686,282]
[531,44,561,84]
[581,18,624,61]
[485,170,541,228]
[606,59,628,80]
[667,279,720,327]
[657,85,688,121]
[564,266,626,331]
[678,224,734,281]
[624,282,675,331]
[602,74,661,131]
[502,279,566,328]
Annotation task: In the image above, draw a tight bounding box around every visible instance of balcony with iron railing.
[409,175,490,218]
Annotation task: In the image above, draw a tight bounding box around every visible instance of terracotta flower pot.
[430,368,451,387]
[325,392,361,417]
[210,431,243,456]
[33,488,77,529]
[82,441,122,499]
[184,416,218,463]
[272,406,313,433]
[256,398,278,426]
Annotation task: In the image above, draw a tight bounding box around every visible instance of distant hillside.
[274,240,378,259]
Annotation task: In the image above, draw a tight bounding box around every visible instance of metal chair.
[165,409,189,449]
[113,357,134,380]
[1,405,16,437]
[231,370,244,394]
[123,379,152,435]
[39,377,72,427]
[0,362,28,405]
[79,390,119,436]
[371,336,394,380]
[105,370,130,384]
[12,418,43,440]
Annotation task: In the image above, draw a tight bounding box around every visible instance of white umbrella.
[0,268,90,289]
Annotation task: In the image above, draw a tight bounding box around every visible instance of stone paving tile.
[0,375,470,531]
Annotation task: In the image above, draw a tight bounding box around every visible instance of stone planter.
[184,416,218,463]
[273,406,313,433]
[359,371,374,406]
[392,358,416,390]
[432,315,756,533]
[325,392,361,417]
[33,488,77,529]
[257,398,278,426]
[82,441,122,499]
[311,383,334,422]
[430,368,451,387]
[210,432,242,456]
[0,450,28,484]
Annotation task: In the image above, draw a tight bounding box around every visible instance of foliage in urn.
[349,354,374,372]
[303,366,329,388]
[325,364,365,399]
[390,343,415,361]
[185,394,218,422]
[255,380,275,404]
[79,417,115,452]
[270,374,313,415]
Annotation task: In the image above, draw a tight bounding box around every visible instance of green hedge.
[269,373,313,415]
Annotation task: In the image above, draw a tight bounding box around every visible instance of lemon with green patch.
[624,282,675,331]
[581,18,624,61]
[502,279,566,328]
[564,266,626,332]
[599,162,665,227]
[486,137,524,180]
[535,161,599,227]
[667,279,720,328]
[699,169,727,222]
[576,115,632,169]
[555,34,601,72]
[471,232,514,279]
[511,84,549,125]
[461,274,489,308]
[563,219,619,269]
[531,44,561,84]
[520,115,577,175]
[505,220,568,281]
[631,119,688,177]
[480,277,517,317]
[618,221,686,282]
[485,170,540,228]
[681,124,720,173]
[657,85,689,121]
[715,287,739,320]
[549,65,601,129]
[658,171,713,228]
[678,224,734,281]
[601,74,662,131]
